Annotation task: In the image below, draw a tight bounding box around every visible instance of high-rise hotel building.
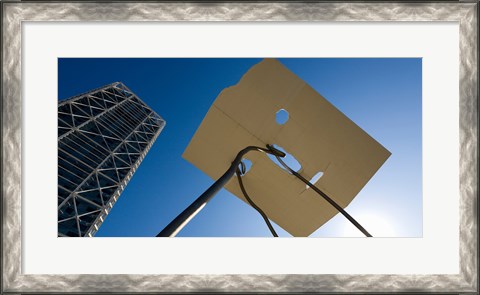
[57,82,165,237]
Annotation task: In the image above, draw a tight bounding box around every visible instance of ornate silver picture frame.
[2,1,477,293]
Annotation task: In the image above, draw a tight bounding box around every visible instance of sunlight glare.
[340,212,396,237]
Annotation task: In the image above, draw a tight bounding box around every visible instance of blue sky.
[58,58,422,237]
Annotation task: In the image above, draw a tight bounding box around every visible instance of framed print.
[2,1,478,293]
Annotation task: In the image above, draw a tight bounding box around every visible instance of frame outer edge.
[2,2,22,293]
[1,2,478,293]
[459,3,479,292]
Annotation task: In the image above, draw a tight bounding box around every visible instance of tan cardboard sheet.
[183,59,391,237]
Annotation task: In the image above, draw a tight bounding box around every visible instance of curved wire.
[236,164,279,237]
[157,145,286,237]
[266,144,372,237]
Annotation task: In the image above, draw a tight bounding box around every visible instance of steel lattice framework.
[58,82,165,237]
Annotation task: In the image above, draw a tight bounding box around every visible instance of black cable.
[236,165,279,237]
[266,144,372,237]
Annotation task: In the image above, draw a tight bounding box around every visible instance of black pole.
[156,146,285,237]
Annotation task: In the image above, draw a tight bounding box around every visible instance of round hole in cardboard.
[242,158,253,174]
[275,109,289,125]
